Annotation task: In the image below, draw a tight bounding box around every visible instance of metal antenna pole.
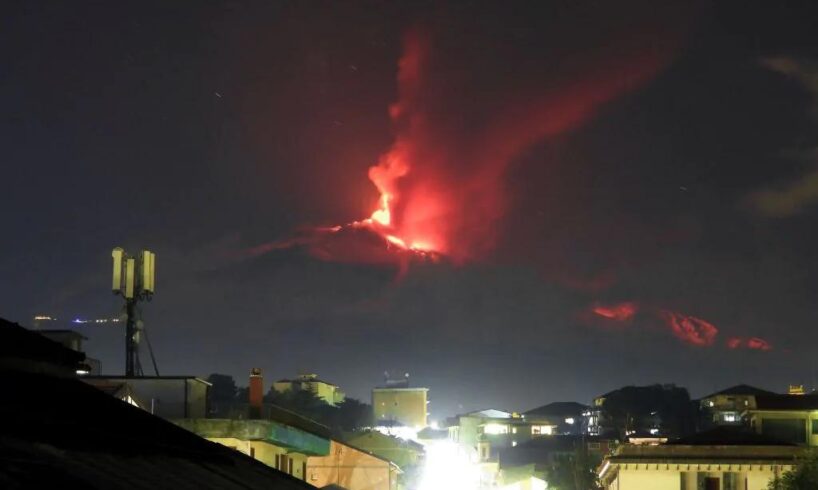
[143,325,161,376]
[113,247,155,378]
[125,298,137,377]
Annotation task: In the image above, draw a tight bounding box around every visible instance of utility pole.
[112,247,156,376]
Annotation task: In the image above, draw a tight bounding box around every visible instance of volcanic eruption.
[249,21,678,269]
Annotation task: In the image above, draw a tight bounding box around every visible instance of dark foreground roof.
[668,426,795,446]
[0,369,311,489]
[0,318,85,371]
[524,401,588,417]
[702,384,777,399]
[754,394,818,410]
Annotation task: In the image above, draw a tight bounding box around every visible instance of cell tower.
[112,247,156,376]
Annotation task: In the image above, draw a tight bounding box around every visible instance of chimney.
[249,367,263,419]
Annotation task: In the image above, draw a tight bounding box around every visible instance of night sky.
[3,1,818,419]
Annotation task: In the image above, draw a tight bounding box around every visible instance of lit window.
[484,424,509,435]
[708,401,714,407]
[512,427,517,434]
[531,425,554,435]
[724,413,737,422]
[512,441,517,447]
[565,417,575,425]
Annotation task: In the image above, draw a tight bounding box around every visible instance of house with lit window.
[699,384,776,428]
[524,401,588,435]
[598,427,803,490]
[586,384,696,439]
[446,409,534,487]
[449,409,537,459]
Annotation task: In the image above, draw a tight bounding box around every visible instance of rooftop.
[464,408,513,419]
[275,377,338,387]
[668,426,795,446]
[86,375,212,385]
[701,384,777,399]
[0,317,85,373]
[753,394,818,410]
[0,316,311,489]
[524,401,588,417]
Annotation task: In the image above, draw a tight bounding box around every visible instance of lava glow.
[581,302,777,352]
[592,302,638,322]
[348,28,674,263]
[248,25,677,267]
[727,336,773,351]
[661,311,718,347]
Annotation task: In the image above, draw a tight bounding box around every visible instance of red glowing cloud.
[661,310,719,347]
[727,336,773,351]
[581,302,776,352]
[726,337,743,349]
[748,337,773,351]
[592,302,638,322]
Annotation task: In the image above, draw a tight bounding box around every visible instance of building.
[449,409,534,458]
[524,401,588,436]
[0,316,312,490]
[446,409,536,486]
[36,329,102,374]
[273,372,346,406]
[345,430,425,471]
[587,384,696,439]
[0,318,87,377]
[85,375,211,419]
[699,384,776,428]
[598,427,803,490]
[307,439,401,490]
[372,386,429,429]
[745,394,818,446]
[498,434,613,488]
[178,369,401,490]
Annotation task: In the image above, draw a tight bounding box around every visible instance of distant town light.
[565,417,575,425]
